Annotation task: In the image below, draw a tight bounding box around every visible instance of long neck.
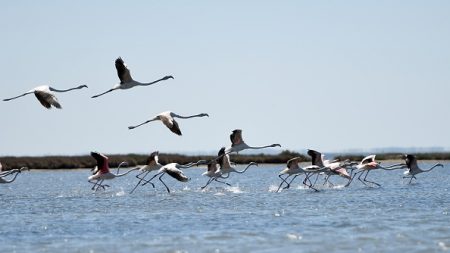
[423,163,442,172]
[379,163,406,170]
[50,86,85,93]
[248,144,276,150]
[140,77,169,86]
[115,168,139,177]
[235,162,258,173]
[173,113,206,119]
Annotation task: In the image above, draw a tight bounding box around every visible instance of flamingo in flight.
[91,57,173,98]
[225,129,281,154]
[345,155,405,187]
[3,84,88,109]
[403,154,444,184]
[200,159,231,189]
[141,159,206,193]
[128,111,209,136]
[0,162,29,184]
[129,151,164,194]
[216,147,258,177]
[88,152,138,191]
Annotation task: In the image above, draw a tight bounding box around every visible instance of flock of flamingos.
[0,57,446,192]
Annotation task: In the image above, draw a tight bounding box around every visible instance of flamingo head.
[78,85,88,89]
[199,113,209,117]
[162,75,174,80]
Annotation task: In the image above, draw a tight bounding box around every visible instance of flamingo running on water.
[403,154,444,184]
[345,155,405,187]
[129,151,164,194]
[128,111,209,136]
[225,129,281,154]
[141,160,206,193]
[200,159,231,189]
[88,152,138,191]
[91,57,173,98]
[276,157,311,192]
[3,84,88,109]
[216,147,258,178]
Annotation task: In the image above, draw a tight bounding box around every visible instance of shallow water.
[1,162,449,253]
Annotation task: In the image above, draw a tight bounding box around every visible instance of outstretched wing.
[207,160,218,172]
[90,151,109,173]
[165,167,189,182]
[167,118,182,136]
[115,57,133,83]
[307,149,324,167]
[146,151,159,166]
[404,154,418,170]
[230,129,243,147]
[361,155,376,165]
[287,157,301,169]
[34,91,61,109]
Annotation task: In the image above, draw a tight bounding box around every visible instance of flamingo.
[141,160,206,193]
[129,151,164,194]
[3,84,88,109]
[88,152,138,191]
[276,157,310,192]
[403,154,444,184]
[91,57,173,98]
[225,129,281,154]
[128,111,209,136]
[307,149,353,186]
[0,163,29,184]
[200,159,231,189]
[216,147,258,177]
[346,155,405,187]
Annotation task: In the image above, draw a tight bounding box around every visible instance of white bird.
[0,162,28,184]
[216,147,258,177]
[88,152,138,191]
[91,57,173,98]
[276,157,309,192]
[346,155,405,187]
[3,84,88,109]
[141,160,206,193]
[403,154,444,184]
[128,111,209,136]
[129,151,164,193]
[225,129,281,154]
[307,149,353,186]
[200,159,231,189]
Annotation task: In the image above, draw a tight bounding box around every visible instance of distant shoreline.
[0,151,449,170]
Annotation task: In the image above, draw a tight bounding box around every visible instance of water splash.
[226,185,244,194]
[268,184,279,192]
[115,188,125,196]
[286,233,302,241]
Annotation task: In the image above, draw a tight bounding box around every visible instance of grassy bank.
[0,151,449,170]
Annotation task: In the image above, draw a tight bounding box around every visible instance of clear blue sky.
[1,1,449,156]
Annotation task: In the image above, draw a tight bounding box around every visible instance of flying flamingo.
[128,111,209,135]
[141,160,206,193]
[216,147,258,177]
[0,162,29,184]
[345,155,405,187]
[3,84,88,109]
[200,160,231,189]
[276,157,310,192]
[129,151,164,194]
[91,57,173,98]
[88,152,138,191]
[403,154,444,184]
[225,129,281,154]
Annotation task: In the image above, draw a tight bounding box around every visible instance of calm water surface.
[1,162,449,253]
